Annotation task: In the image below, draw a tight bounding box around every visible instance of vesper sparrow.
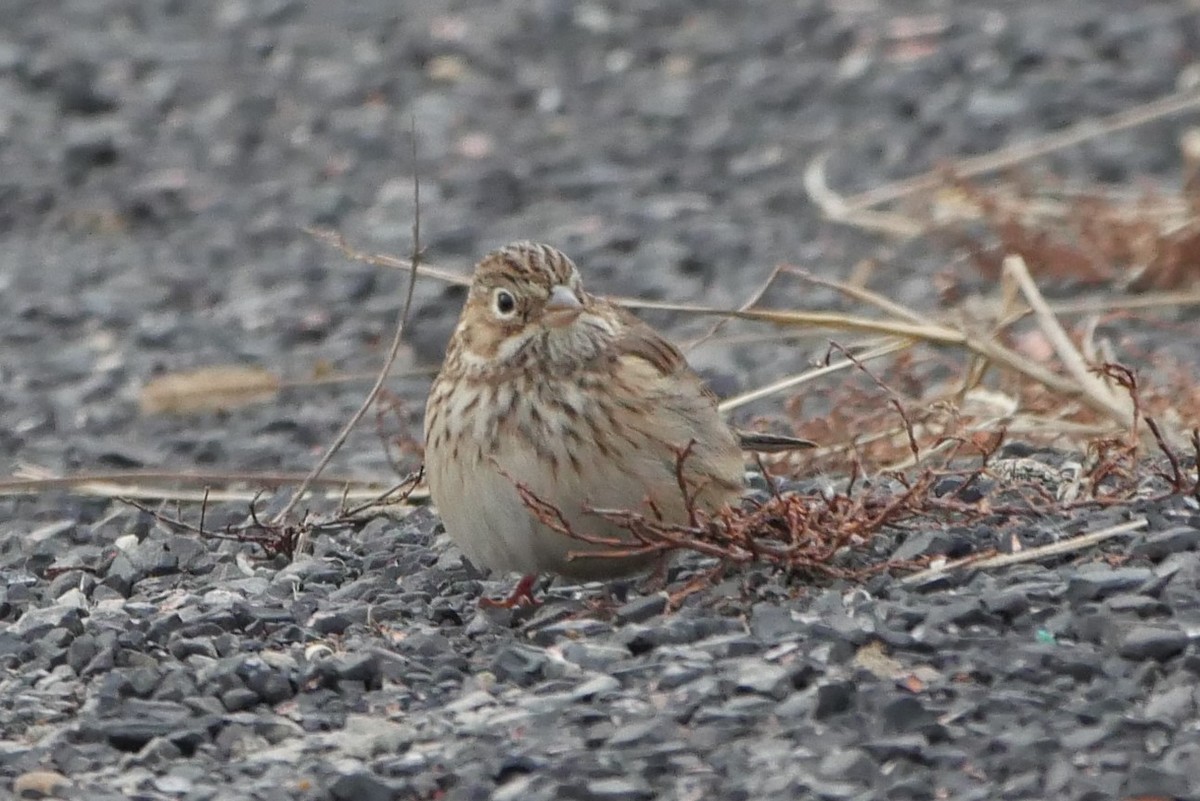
[424,242,804,606]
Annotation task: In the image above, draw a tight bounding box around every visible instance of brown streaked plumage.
[423,242,800,605]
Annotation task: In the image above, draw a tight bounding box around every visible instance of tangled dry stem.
[511,361,1198,587]
[119,468,425,561]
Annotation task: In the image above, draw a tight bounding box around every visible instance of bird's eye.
[493,289,517,317]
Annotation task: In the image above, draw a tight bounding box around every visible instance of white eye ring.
[492,288,517,318]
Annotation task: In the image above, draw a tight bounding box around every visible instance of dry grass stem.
[899,518,1148,586]
[718,339,909,413]
[1002,254,1135,426]
[833,87,1200,216]
[803,151,925,237]
[0,467,406,503]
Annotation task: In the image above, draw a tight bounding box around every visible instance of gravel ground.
[3,1,1200,799]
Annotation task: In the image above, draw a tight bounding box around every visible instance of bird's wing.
[610,307,817,453]
[610,306,689,377]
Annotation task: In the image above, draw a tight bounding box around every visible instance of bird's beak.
[543,285,584,328]
[544,285,583,312]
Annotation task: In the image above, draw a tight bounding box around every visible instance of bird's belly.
[428,439,680,579]
[432,453,662,577]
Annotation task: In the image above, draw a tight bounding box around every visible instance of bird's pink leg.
[479,574,542,608]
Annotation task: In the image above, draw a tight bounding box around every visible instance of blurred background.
[1,0,1196,480]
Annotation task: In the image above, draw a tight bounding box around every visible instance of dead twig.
[284,129,424,555]
[341,468,425,518]
[684,263,786,352]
